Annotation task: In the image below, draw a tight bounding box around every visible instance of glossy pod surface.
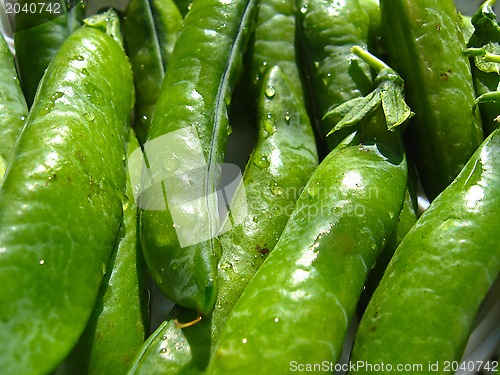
[245,0,302,98]
[297,0,373,151]
[139,0,259,315]
[359,177,418,311]
[59,132,149,375]
[350,127,500,373]
[207,63,318,348]
[380,0,484,200]
[0,32,28,162]
[128,65,318,375]
[14,0,85,106]
[129,0,317,369]
[124,0,182,144]
[206,109,407,374]
[0,13,134,374]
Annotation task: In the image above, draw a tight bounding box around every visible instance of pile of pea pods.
[1,0,500,374]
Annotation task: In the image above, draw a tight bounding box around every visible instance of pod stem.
[351,45,390,74]
[464,48,500,63]
[174,314,203,329]
[324,46,412,134]
[484,52,500,63]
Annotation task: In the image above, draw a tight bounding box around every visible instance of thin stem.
[464,47,487,57]
[484,52,500,63]
[351,45,390,73]
[174,314,203,329]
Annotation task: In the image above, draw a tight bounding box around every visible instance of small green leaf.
[475,42,500,73]
[325,46,413,137]
[475,90,500,105]
[323,97,366,121]
[459,14,475,43]
[468,0,500,47]
[380,81,413,130]
[325,90,381,136]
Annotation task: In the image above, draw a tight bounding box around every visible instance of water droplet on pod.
[270,182,283,196]
[253,155,270,168]
[83,113,95,122]
[265,86,275,99]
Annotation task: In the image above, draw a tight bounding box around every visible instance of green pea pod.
[297,0,374,152]
[57,131,149,375]
[14,0,87,106]
[206,114,407,374]
[380,0,484,200]
[0,32,28,162]
[139,0,259,315]
[245,0,302,100]
[205,51,410,373]
[358,166,418,312]
[363,0,383,55]
[207,25,319,339]
[298,0,416,298]
[465,0,500,136]
[124,0,183,145]
[0,10,134,374]
[129,65,318,374]
[350,129,500,374]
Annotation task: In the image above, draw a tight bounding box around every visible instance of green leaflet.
[475,43,500,73]
[380,79,413,130]
[468,0,500,48]
[324,91,380,133]
[465,43,500,74]
[325,47,412,135]
[465,0,500,135]
[465,3,500,93]
[459,14,475,43]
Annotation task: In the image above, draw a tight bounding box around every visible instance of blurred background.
[456,0,499,14]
